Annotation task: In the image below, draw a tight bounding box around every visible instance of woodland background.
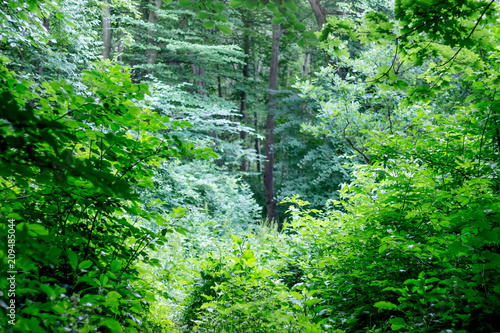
[0,0,499,332]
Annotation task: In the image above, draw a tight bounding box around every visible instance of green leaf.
[15,83,27,94]
[28,224,49,236]
[7,212,22,220]
[232,235,243,245]
[179,0,191,7]
[389,317,406,330]
[213,1,225,13]
[107,291,122,299]
[245,0,258,10]
[493,285,500,294]
[50,81,61,91]
[203,21,216,29]
[217,25,232,34]
[128,106,141,116]
[79,260,93,270]
[213,14,228,22]
[102,318,123,333]
[374,301,397,310]
[294,23,306,31]
[67,250,78,270]
[110,260,122,271]
[229,0,245,8]
[63,84,74,94]
[208,151,218,158]
[198,12,210,19]
[304,298,321,306]
[163,0,172,4]
[272,16,285,25]
[39,284,56,299]
[243,249,254,259]
[283,0,298,12]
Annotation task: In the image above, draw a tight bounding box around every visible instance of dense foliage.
[1,0,499,332]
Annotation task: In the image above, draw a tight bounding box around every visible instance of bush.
[282,106,500,332]
[0,60,210,332]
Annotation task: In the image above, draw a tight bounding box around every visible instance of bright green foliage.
[121,6,246,83]
[1,0,102,85]
[140,160,262,229]
[0,58,212,331]
[184,236,323,332]
[283,99,500,331]
[273,1,500,331]
[144,82,256,167]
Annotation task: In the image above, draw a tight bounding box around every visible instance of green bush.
[282,105,500,332]
[183,235,323,333]
[0,59,210,332]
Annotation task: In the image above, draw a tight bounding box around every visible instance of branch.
[325,9,354,16]
[436,0,494,69]
[342,121,372,165]
[84,211,100,260]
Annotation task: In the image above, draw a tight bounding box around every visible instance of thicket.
[1,0,499,332]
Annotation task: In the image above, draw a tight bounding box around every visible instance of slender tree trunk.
[102,0,112,59]
[264,23,281,228]
[255,112,261,172]
[302,52,309,77]
[240,33,250,171]
[117,39,122,62]
[307,0,327,29]
[217,75,222,98]
[199,66,206,94]
[38,17,50,75]
[191,64,207,96]
[146,0,162,71]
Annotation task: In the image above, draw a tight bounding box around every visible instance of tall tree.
[240,32,250,171]
[102,0,112,59]
[146,0,163,69]
[264,23,280,227]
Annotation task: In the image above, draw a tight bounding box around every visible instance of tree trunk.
[264,23,281,228]
[307,0,327,29]
[255,112,261,172]
[240,33,250,171]
[38,17,50,75]
[302,52,309,77]
[191,64,207,96]
[217,75,222,97]
[117,39,122,62]
[146,0,162,70]
[102,0,112,59]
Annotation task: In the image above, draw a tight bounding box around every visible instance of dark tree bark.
[217,75,222,97]
[264,23,281,228]
[308,0,328,29]
[146,0,163,70]
[102,0,112,59]
[255,112,261,172]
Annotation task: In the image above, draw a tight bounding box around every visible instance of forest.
[0,0,499,332]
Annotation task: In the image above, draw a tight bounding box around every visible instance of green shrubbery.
[280,104,500,332]
[0,58,211,332]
